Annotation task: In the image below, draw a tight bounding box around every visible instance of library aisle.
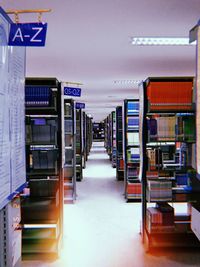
[22,142,200,267]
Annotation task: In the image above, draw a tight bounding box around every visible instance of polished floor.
[22,142,200,267]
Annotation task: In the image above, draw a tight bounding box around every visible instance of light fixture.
[131,37,196,46]
[107,95,118,98]
[113,80,141,85]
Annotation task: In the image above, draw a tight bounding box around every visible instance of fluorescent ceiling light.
[113,80,141,85]
[131,37,196,46]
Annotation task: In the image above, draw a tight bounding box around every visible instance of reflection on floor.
[22,142,200,267]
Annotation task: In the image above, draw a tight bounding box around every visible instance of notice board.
[0,7,26,209]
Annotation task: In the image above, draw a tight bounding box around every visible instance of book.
[127,132,139,146]
[147,81,193,111]
[146,207,175,233]
[148,118,157,136]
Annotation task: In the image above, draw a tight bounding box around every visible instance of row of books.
[147,144,189,171]
[148,115,195,141]
[65,119,73,133]
[146,203,174,233]
[26,125,56,144]
[64,103,72,116]
[127,117,139,130]
[29,179,58,197]
[127,102,139,115]
[25,86,52,106]
[127,167,139,177]
[127,148,140,162]
[117,158,124,170]
[147,180,172,202]
[31,150,57,170]
[175,173,189,186]
[146,80,193,111]
[146,170,190,187]
[127,132,139,146]
[126,183,142,196]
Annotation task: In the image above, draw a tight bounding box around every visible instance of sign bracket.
[6,9,52,23]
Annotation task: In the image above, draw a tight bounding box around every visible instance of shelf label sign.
[76,102,85,109]
[8,23,47,46]
[64,87,81,97]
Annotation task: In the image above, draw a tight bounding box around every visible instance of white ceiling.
[2,0,200,121]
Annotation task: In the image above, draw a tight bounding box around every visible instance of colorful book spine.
[147,81,193,111]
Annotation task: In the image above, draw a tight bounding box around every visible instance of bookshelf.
[111,111,117,168]
[82,111,87,169]
[116,106,124,180]
[123,99,141,201]
[190,21,200,242]
[22,77,63,257]
[108,114,112,160]
[104,115,112,158]
[76,109,83,181]
[86,115,93,160]
[62,98,76,203]
[93,122,105,141]
[139,77,200,251]
[104,117,108,151]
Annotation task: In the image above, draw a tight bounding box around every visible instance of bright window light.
[131,37,196,46]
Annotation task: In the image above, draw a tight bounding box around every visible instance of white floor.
[22,142,200,267]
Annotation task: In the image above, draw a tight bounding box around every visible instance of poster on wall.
[0,8,26,209]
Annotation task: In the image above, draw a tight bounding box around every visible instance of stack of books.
[147,203,174,233]
[127,183,141,197]
[147,180,172,202]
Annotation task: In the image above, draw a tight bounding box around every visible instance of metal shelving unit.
[93,122,105,141]
[86,115,93,159]
[82,111,87,169]
[116,106,124,180]
[139,77,200,251]
[111,111,117,168]
[22,77,63,258]
[123,99,141,201]
[76,109,83,181]
[62,97,76,203]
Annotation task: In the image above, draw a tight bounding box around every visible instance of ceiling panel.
[1,0,200,121]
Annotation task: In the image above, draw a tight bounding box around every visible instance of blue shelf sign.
[76,102,85,109]
[64,87,81,97]
[9,22,47,46]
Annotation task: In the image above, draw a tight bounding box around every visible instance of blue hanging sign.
[76,102,85,109]
[64,87,81,97]
[8,22,47,46]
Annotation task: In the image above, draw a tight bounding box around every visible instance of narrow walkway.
[22,142,200,267]
[62,141,142,267]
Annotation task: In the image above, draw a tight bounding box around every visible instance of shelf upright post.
[190,20,200,177]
